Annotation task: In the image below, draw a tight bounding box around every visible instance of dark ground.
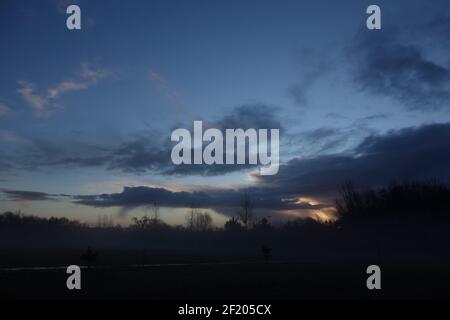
[1,250,449,299]
[1,205,450,300]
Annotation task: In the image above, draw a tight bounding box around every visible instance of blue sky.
[1,0,450,226]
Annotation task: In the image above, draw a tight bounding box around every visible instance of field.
[1,251,449,300]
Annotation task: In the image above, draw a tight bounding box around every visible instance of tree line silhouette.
[336,179,450,223]
[0,180,449,261]
[2,179,449,230]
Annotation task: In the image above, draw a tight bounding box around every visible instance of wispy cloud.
[0,104,281,176]
[16,81,49,115]
[149,69,169,91]
[0,103,12,116]
[0,189,68,204]
[0,130,27,144]
[17,63,111,116]
[289,45,339,108]
[149,68,197,119]
[47,81,88,99]
[48,63,110,99]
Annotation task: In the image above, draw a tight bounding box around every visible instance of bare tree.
[151,202,160,222]
[96,214,113,228]
[185,205,213,231]
[186,203,198,230]
[195,212,212,231]
[240,193,253,228]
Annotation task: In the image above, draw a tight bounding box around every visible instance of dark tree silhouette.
[185,207,213,231]
[240,193,253,228]
[336,179,450,223]
[224,217,243,232]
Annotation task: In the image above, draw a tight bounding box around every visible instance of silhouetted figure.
[261,245,272,263]
[80,246,97,269]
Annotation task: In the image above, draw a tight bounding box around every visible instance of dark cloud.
[255,122,450,198]
[324,113,347,120]
[357,113,389,122]
[109,104,281,176]
[0,160,13,172]
[422,15,450,46]
[303,128,341,143]
[8,123,450,219]
[292,127,348,156]
[351,29,450,110]
[288,46,337,107]
[212,104,281,131]
[285,124,376,157]
[1,104,281,177]
[73,185,328,218]
[73,123,450,213]
[52,155,111,167]
[1,189,66,202]
[107,135,170,173]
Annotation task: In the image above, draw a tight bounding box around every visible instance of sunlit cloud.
[279,207,336,222]
[17,81,49,115]
[47,81,88,99]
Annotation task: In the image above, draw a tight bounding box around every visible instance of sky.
[1,0,450,226]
